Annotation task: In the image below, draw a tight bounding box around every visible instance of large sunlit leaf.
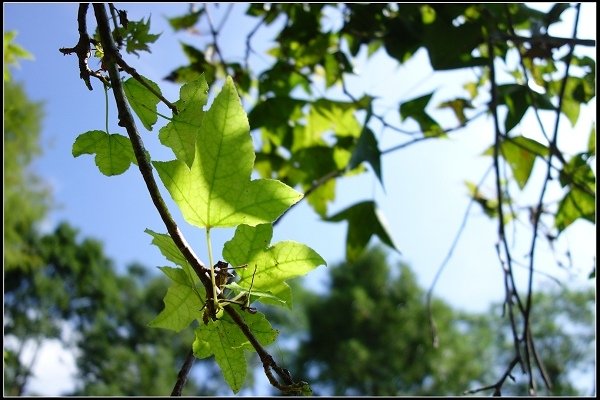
[154,77,303,228]
[72,130,137,176]
[325,201,400,262]
[123,76,161,131]
[222,223,326,307]
[193,311,278,393]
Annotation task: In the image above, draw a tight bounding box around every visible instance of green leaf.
[555,188,595,233]
[4,30,34,82]
[587,124,595,156]
[72,130,137,176]
[558,154,595,190]
[222,223,326,307]
[154,77,303,228]
[148,266,203,332]
[123,76,161,131]
[299,99,361,151]
[223,282,287,306]
[493,136,549,189]
[167,8,203,31]
[400,93,444,137]
[145,229,189,267]
[194,311,278,393]
[158,77,209,167]
[497,84,555,133]
[465,181,498,218]
[348,127,382,186]
[422,16,487,70]
[117,16,161,56]
[437,98,474,125]
[305,179,335,217]
[325,201,400,262]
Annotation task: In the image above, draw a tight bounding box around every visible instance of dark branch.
[58,3,108,90]
[171,349,195,396]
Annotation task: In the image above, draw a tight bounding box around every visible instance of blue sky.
[4,3,596,395]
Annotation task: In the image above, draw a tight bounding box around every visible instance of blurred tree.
[285,247,492,395]
[3,222,220,396]
[3,30,50,271]
[275,246,594,396]
[479,287,596,396]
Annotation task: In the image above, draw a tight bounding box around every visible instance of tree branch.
[171,349,195,396]
[58,3,108,90]
[92,3,209,287]
[74,5,308,395]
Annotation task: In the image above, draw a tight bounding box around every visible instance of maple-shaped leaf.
[325,201,400,262]
[116,16,161,56]
[72,130,137,176]
[154,77,303,228]
[222,223,325,307]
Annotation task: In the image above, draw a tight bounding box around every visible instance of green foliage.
[123,76,161,130]
[72,130,137,176]
[154,77,303,229]
[72,63,325,392]
[325,201,400,262]
[59,3,596,395]
[290,247,493,395]
[194,312,278,393]
[3,43,49,271]
[284,247,594,396]
[159,77,208,167]
[4,223,213,396]
[4,30,33,81]
[115,16,161,56]
[223,223,325,307]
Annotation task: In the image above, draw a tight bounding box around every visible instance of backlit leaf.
[154,77,303,228]
[123,76,161,131]
[325,201,400,262]
[72,130,137,176]
[222,223,326,307]
[148,266,203,332]
[194,311,278,393]
[158,77,209,167]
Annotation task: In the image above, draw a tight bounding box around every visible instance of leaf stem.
[104,83,109,135]
[205,228,219,312]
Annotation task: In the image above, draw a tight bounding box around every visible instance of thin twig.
[497,33,595,48]
[487,21,529,386]
[244,15,268,70]
[522,3,583,394]
[465,356,521,396]
[426,164,493,347]
[204,4,229,73]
